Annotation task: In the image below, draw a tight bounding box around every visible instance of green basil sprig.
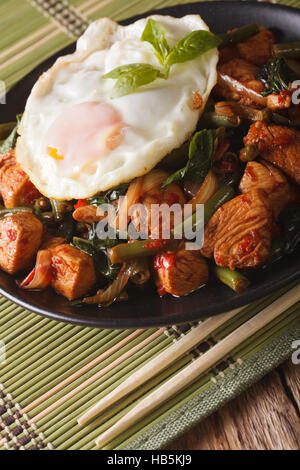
[103,63,165,99]
[141,18,170,65]
[161,129,215,189]
[166,30,222,67]
[103,19,221,98]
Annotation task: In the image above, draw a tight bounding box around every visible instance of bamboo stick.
[29,328,166,424]
[93,285,300,447]
[16,330,133,404]
[78,307,242,425]
[22,329,144,414]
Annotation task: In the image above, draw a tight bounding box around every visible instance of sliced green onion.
[214,266,250,292]
[272,42,300,59]
[219,23,260,49]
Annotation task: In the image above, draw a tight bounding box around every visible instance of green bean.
[0,122,16,140]
[203,185,235,224]
[271,112,300,130]
[240,145,259,162]
[199,112,240,129]
[108,240,163,264]
[0,206,34,220]
[272,42,300,59]
[214,266,250,292]
[219,23,259,49]
[50,199,73,221]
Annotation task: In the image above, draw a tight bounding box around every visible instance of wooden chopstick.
[28,328,165,424]
[22,329,145,414]
[78,307,242,425]
[93,285,300,447]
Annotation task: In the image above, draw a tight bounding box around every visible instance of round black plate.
[1,1,300,328]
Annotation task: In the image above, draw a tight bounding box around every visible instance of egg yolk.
[44,102,126,172]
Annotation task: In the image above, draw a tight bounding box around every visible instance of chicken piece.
[0,150,15,170]
[239,161,291,218]
[0,212,43,274]
[218,58,260,83]
[50,244,97,300]
[244,121,300,185]
[201,189,273,270]
[154,248,209,297]
[266,91,291,110]
[219,44,239,65]
[215,59,264,104]
[0,150,40,208]
[131,183,186,239]
[236,30,275,66]
[73,204,105,224]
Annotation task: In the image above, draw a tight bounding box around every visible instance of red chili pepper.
[157,285,167,297]
[19,268,36,288]
[7,229,17,241]
[144,239,169,250]
[74,199,88,210]
[237,229,260,256]
[245,165,257,182]
[168,193,179,205]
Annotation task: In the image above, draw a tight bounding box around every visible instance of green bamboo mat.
[0,0,300,451]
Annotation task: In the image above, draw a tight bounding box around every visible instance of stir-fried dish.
[0,15,300,308]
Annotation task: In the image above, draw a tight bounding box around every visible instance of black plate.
[1,1,300,328]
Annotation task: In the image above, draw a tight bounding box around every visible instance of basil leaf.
[166,30,222,67]
[102,63,149,79]
[256,57,295,96]
[88,183,130,207]
[161,129,215,188]
[0,114,22,153]
[72,236,121,280]
[141,19,170,65]
[103,63,165,98]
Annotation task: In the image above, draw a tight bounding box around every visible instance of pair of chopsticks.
[78,285,300,447]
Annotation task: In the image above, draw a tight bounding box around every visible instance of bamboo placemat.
[0,0,300,451]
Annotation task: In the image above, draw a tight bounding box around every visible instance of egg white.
[16,14,219,200]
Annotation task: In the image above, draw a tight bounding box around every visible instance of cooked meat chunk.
[244,121,300,185]
[50,244,97,300]
[0,150,40,208]
[215,59,264,104]
[239,161,291,218]
[236,30,275,66]
[201,189,273,270]
[154,248,209,297]
[73,204,104,224]
[219,44,239,65]
[218,58,260,83]
[219,29,274,67]
[266,92,291,111]
[131,183,186,239]
[0,213,43,274]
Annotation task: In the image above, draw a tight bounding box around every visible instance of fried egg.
[16,15,219,200]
